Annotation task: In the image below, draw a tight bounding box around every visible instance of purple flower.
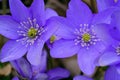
[94,0,120,25]
[73,75,93,80]
[93,7,119,24]
[96,0,120,12]
[0,0,58,65]
[98,41,120,66]
[11,51,70,80]
[98,10,120,66]
[104,65,120,80]
[11,50,47,79]
[50,0,114,75]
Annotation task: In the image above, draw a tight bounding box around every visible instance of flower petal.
[111,10,120,31]
[73,75,93,80]
[30,0,45,26]
[110,27,120,41]
[33,73,48,80]
[99,52,120,66]
[99,47,120,66]
[104,66,120,80]
[27,39,45,66]
[40,18,60,42]
[67,0,92,25]
[0,15,19,39]
[93,23,114,45]
[50,39,79,58]
[9,0,30,22]
[93,7,119,24]
[32,50,47,73]
[48,17,75,39]
[39,50,47,72]
[115,64,120,74]
[45,8,58,20]
[47,67,70,80]
[11,58,32,78]
[96,0,115,12]
[78,48,99,75]
[0,40,27,62]
[93,41,106,53]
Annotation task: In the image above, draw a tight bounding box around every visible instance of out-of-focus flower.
[11,50,47,79]
[92,7,119,24]
[98,10,120,66]
[95,6,120,80]
[73,75,93,80]
[104,65,120,80]
[93,0,120,25]
[96,0,120,12]
[0,0,58,65]
[98,41,120,66]
[11,51,70,80]
[50,0,114,75]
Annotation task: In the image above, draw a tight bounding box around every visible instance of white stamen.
[16,18,46,47]
[74,24,100,49]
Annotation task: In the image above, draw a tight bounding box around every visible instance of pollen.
[28,28,37,38]
[82,33,91,42]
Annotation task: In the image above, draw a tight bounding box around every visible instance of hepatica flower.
[12,67,70,80]
[98,41,120,66]
[50,0,114,75]
[11,51,70,80]
[97,8,120,80]
[0,0,58,65]
[98,10,120,66]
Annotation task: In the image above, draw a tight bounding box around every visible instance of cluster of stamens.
[74,24,100,49]
[16,18,46,47]
[116,45,120,55]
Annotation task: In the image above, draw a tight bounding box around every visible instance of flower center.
[82,33,91,42]
[28,28,37,38]
[16,18,46,47]
[74,24,100,49]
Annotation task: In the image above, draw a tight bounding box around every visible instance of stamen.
[16,18,46,47]
[74,24,100,49]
